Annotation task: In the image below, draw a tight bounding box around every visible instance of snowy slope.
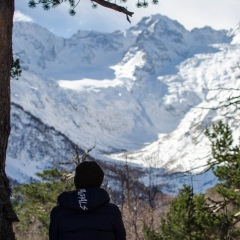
[8,14,240,187]
[112,38,240,173]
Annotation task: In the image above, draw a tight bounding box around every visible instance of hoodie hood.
[58,188,110,212]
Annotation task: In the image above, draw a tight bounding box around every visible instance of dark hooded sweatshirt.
[49,188,126,240]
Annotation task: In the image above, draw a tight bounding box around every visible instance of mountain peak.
[131,14,186,33]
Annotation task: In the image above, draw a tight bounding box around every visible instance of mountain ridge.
[9,14,240,187]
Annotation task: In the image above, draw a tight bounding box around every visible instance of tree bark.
[0,1,19,239]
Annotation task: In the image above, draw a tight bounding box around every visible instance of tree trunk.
[0,1,19,239]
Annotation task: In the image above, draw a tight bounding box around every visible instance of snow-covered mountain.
[8,14,240,190]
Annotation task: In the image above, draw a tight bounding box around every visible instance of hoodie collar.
[57,188,110,212]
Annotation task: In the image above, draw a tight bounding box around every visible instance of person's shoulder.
[107,202,120,209]
[50,204,65,217]
[51,204,60,211]
[104,202,122,213]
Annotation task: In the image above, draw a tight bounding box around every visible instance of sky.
[15,0,240,38]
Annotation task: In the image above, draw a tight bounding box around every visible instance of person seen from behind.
[49,160,126,240]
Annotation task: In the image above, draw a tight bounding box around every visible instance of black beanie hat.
[74,161,104,189]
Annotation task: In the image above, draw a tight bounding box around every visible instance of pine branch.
[29,0,134,18]
[91,0,134,17]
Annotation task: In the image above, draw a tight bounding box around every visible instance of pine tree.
[159,185,216,240]
[12,168,74,239]
[205,121,240,239]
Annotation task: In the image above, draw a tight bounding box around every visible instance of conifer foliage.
[143,185,215,240]
[205,121,240,239]
[27,0,158,22]
[159,185,214,240]
[13,168,74,239]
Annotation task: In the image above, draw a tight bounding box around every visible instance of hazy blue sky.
[15,0,240,38]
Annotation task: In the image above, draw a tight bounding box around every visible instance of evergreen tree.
[205,121,240,190]
[12,168,74,239]
[159,185,215,240]
[205,121,240,239]
[143,185,214,240]
[143,223,161,240]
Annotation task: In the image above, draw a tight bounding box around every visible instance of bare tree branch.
[82,144,96,162]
